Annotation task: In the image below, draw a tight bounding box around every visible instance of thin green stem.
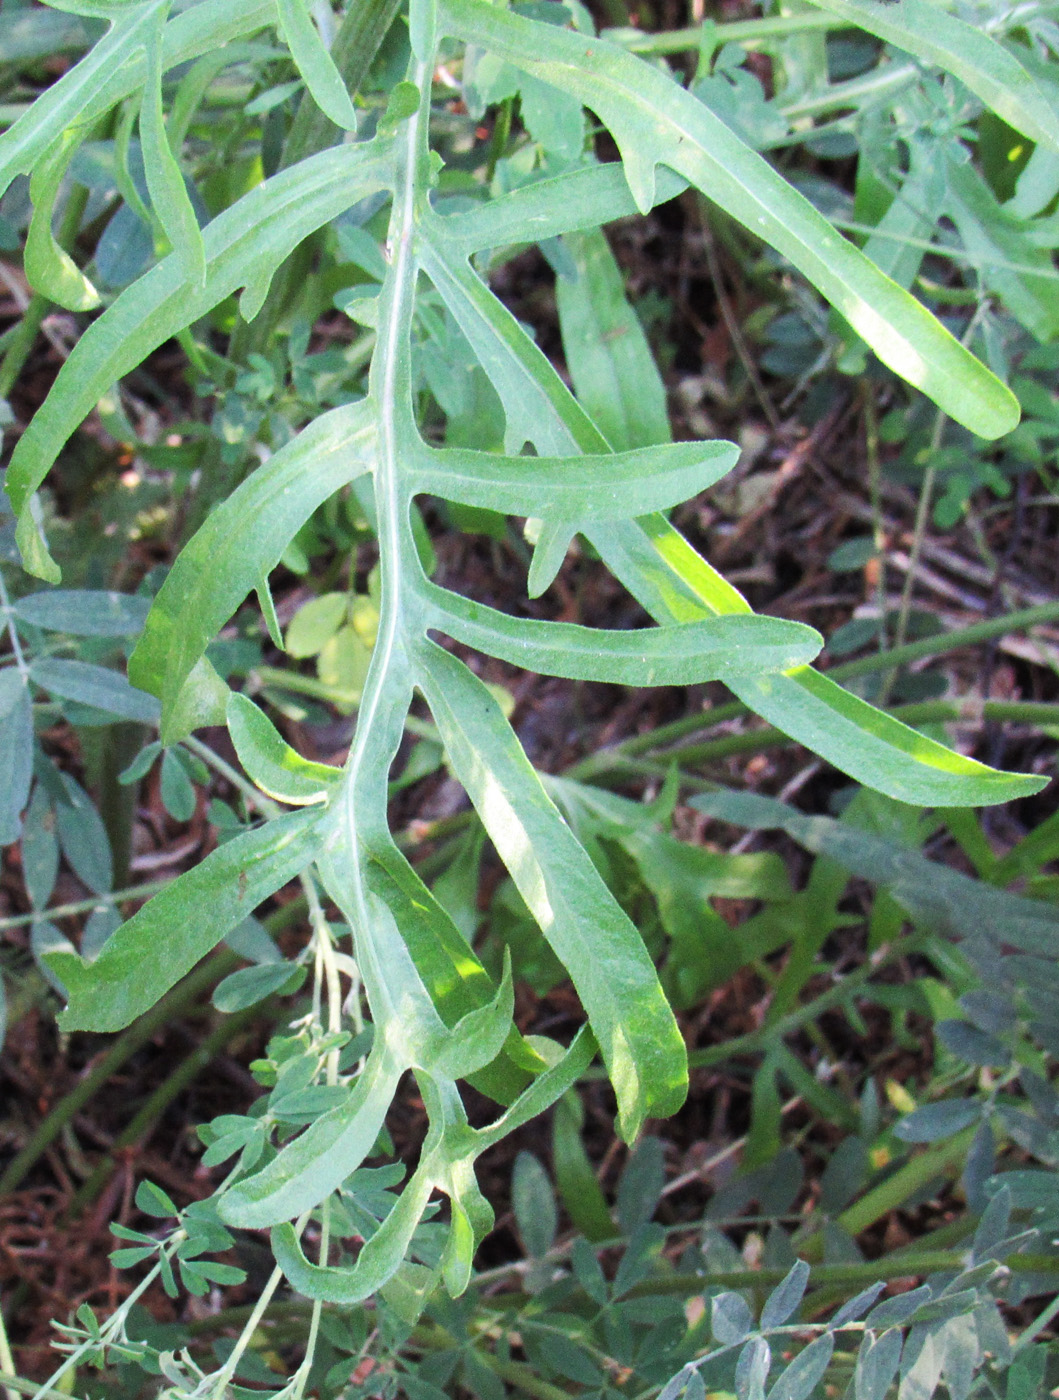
[0,880,170,933]
[883,426,942,701]
[863,389,887,652]
[573,600,1059,772]
[628,700,1059,772]
[0,572,28,681]
[1013,1288,1059,1354]
[608,9,841,53]
[29,1256,165,1400]
[826,1125,981,1248]
[208,1263,286,1399]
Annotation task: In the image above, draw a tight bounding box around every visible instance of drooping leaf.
[24,129,101,311]
[227,693,339,806]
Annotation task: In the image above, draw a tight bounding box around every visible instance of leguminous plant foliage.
[1,0,1057,1395]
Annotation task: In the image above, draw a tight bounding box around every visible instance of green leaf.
[135,1178,178,1218]
[616,1134,664,1233]
[285,592,348,659]
[12,588,150,636]
[440,0,1019,440]
[512,1151,557,1258]
[212,960,307,1012]
[21,783,59,909]
[31,658,160,724]
[712,1291,753,1345]
[48,807,323,1031]
[56,772,112,894]
[25,130,101,311]
[555,227,669,451]
[140,0,206,285]
[227,693,339,806]
[276,0,358,132]
[219,1045,403,1228]
[159,747,196,822]
[420,580,823,684]
[427,144,1037,808]
[412,438,739,520]
[8,146,388,580]
[807,0,1059,157]
[854,1329,903,1400]
[0,0,165,201]
[0,674,33,846]
[421,238,606,455]
[726,666,1045,807]
[766,1332,833,1400]
[760,1259,809,1330]
[163,655,229,744]
[110,1246,157,1268]
[129,400,374,729]
[365,841,541,1103]
[0,9,98,64]
[418,641,686,1141]
[552,1093,614,1242]
[893,1099,981,1143]
[435,159,688,259]
[943,157,1059,343]
[589,530,1045,805]
[270,1145,439,1302]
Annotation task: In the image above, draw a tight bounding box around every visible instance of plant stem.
[827,1125,981,1247]
[0,879,178,933]
[571,599,1059,773]
[609,10,840,53]
[1013,1288,1059,1353]
[208,1264,286,1399]
[0,571,28,681]
[828,600,1059,684]
[881,427,943,703]
[624,700,1059,772]
[686,950,905,1069]
[863,388,888,651]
